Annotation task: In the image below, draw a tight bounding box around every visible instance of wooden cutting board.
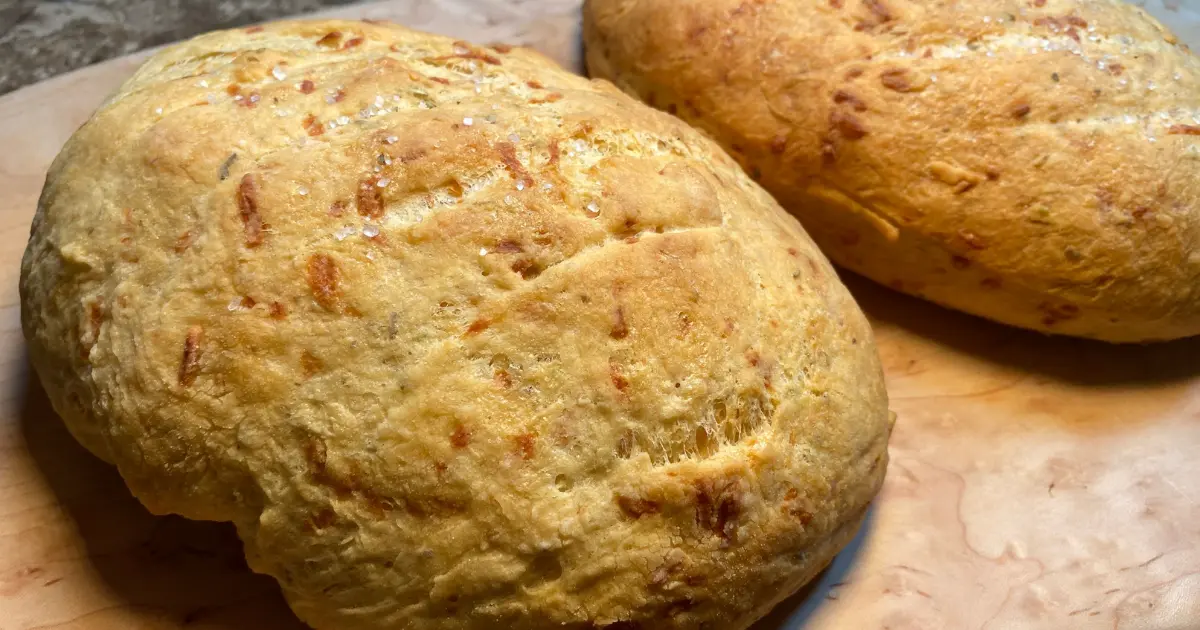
[2,1,1198,629]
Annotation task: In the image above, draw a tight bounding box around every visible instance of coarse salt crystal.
[155,107,163,115]
[337,115,351,125]
[386,135,399,144]
[363,224,380,237]
[542,182,552,191]
[272,66,287,81]
[197,79,209,88]
[586,201,600,216]
[297,186,309,196]
[516,180,526,191]
[508,133,520,143]
[335,226,355,241]
[227,298,245,311]
[377,177,391,187]
[463,117,474,126]
[479,247,489,256]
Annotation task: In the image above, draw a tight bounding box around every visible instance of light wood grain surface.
[1,1,1199,629]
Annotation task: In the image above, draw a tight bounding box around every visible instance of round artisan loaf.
[20,19,891,630]
[584,0,1200,342]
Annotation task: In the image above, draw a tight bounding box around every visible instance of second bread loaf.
[585,0,1200,342]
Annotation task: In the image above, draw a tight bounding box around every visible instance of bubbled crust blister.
[585,0,1200,342]
[19,19,890,630]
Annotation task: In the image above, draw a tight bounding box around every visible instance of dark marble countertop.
[0,0,364,95]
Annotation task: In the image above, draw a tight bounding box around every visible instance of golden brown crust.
[20,19,890,630]
[584,0,1200,342]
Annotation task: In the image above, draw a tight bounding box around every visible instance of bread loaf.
[20,19,891,629]
[584,0,1200,342]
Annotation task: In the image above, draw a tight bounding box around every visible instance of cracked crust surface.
[584,0,1200,342]
[19,19,891,630]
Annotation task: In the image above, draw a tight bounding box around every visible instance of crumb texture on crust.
[584,0,1200,342]
[19,19,890,630]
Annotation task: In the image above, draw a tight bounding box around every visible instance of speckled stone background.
[0,0,364,95]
